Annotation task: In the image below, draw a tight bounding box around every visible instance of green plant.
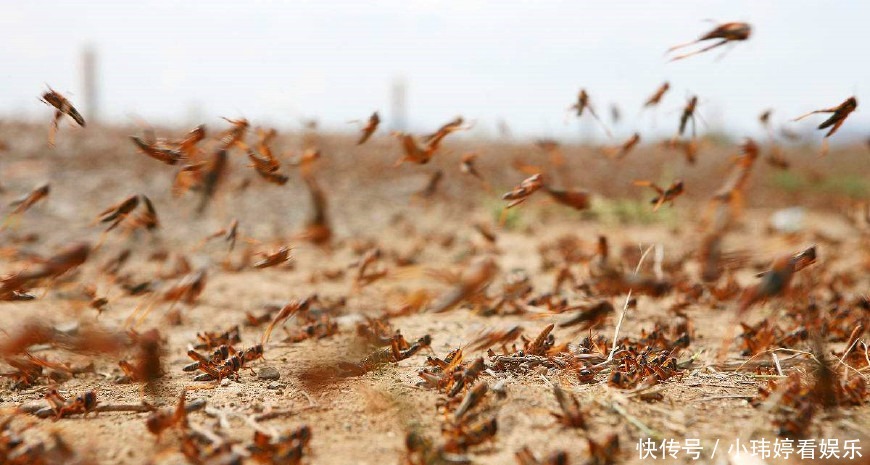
[588,197,678,226]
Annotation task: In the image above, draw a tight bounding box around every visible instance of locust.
[41,87,85,145]
[633,179,685,211]
[667,22,752,61]
[8,183,50,216]
[602,133,641,159]
[355,111,380,145]
[793,97,857,155]
[569,89,611,136]
[339,335,432,375]
[643,82,670,108]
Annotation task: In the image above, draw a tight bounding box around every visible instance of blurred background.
[1,0,869,142]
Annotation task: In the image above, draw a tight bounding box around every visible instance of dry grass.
[0,123,867,464]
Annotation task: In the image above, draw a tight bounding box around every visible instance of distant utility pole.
[390,77,407,131]
[80,45,99,123]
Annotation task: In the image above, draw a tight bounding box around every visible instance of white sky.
[1,1,868,141]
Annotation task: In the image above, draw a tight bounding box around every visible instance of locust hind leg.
[714,42,738,62]
[124,297,151,328]
[390,337,403,361]
[666,38,703,54]
[48,111,61,147]
[669,39,728,61]
[793,108,833,122]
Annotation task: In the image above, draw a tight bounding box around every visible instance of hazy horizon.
[2,1,869,143]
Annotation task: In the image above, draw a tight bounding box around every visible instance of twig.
[231,411,277,437]
[597,398,662,441]
[255,408,308,422]
[653,244,664,281]
[863,341,870,370]
[297,389,318,408]
[592,244,655,370]
[785,344,870,380]
[204,404,281,435]
[204,407,232,430]
[94,404,156,414]
[188,422,224,445]
[746,374,788,379]
[734,348,813,372]
[539,374,554,388]
[682,383,749,389]
[678,351,703,369]
[839,327,862,366]
[695,395,754,402]
[772,352,784,377]
[26,402,159,418]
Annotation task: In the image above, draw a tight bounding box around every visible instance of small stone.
[258,366,281,380]
[188,398,207,411]
[267,382,281,390]
[770,207,805,233]
[220,378,231,387]
[19,403,43,414]
[55,322,79,335]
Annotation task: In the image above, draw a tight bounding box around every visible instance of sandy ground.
[0,124,868,464]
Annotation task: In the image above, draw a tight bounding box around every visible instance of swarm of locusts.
[0,17,868,465]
